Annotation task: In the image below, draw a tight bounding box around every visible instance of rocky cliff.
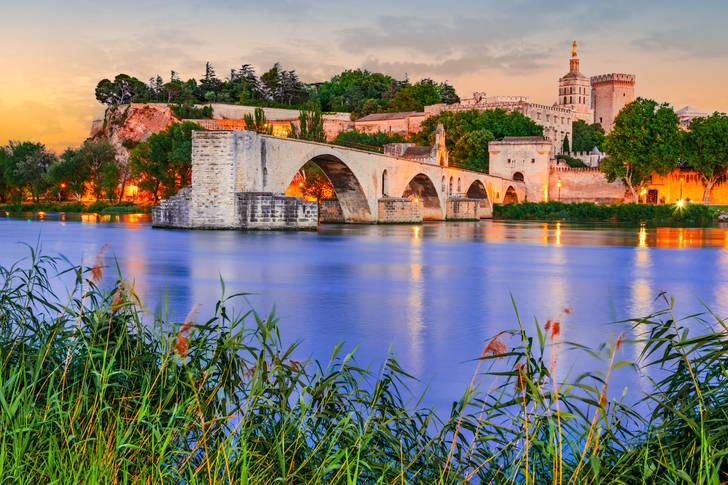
[91,103,179,166]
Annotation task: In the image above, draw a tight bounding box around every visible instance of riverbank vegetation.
[0,249,726,483]
[494,200,718,224]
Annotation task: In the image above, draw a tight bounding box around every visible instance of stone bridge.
[153,130,526,230]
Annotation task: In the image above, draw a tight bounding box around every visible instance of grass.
[494,200,718,224]
[0,201,151,215]
[1,247,727,483]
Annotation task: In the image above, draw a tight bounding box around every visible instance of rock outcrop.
[91,103,179,166]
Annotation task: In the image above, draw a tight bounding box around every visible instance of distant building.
[383,123,449,166]
[353,111,425,136]
[676,105,710,128]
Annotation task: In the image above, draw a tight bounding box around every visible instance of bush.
[494,201,717,224]
[556,154,588,168]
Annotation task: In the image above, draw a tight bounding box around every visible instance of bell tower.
[557,40,593,124]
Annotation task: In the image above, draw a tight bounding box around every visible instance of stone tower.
[556,41,593,124]
[590,73,636,134]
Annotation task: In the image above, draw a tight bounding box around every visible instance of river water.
[2,212,728,411]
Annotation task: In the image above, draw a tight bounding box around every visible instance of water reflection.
[3,216,728,412]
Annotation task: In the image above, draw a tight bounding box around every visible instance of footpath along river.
[2,213,728,410]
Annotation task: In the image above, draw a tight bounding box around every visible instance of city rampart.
[548,166,627,203]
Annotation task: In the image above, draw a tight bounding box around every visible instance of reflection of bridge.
[153,130,525,230]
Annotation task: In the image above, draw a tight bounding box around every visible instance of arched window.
[382,169,389,196]
[457,178,461,193]
[441,176,446,193]
[449,177,453,195]
[513,172,524,182]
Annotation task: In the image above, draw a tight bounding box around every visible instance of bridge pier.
[377,197,423,224]
[446,197,480,221]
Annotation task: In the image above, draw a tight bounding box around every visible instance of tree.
[299,161,334,213]
[289,104,326,142]
[95,74,149,106]
[332,130,405,150]
[74,139,117,200]
[437,82,460,104]
[572,120,605,152]
[129,121,203,203]
[260,63,281,100]
[415,109,543,152]
[450,129,494,171]
[13,148,56,202]
[45,148,90,200]
[1,141,52,202]
[682,112,728,202]
[562,134,570,154]
[601,98,681,201]
[244,108,273,134]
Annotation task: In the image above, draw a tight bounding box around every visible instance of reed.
[0,247,725,483]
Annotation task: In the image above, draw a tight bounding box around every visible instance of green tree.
[95,74,149,106]
[601,98,681,201]
[414,109,542,169]
[682,112,728,202]
[437,82,460,104]
[289,104,326,142]
[1,141,52,202]
[129,121,203,203]
[571,120,606,152]
[332,130,405,150]
[450,129,494,171]
[75,139,117,200]
[45,148,90,200]
[244,108,273,134]
[562,134,570,154]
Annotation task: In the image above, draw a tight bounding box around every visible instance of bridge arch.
[503,185,519,204]
[281,151,373,223]
[466,180,492,218]
[402,173,444,220]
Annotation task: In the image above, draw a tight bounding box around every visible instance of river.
[2,212,728,411]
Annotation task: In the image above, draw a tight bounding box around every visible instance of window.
[531,158,535,163]
[513,172,524,182]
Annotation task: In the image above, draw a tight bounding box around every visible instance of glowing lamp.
[299,182,304,187]
[413,197,420,204]
[60,183,66,189]
[640,189,647,196]
[557,180,562,188]
[676,199,685,208]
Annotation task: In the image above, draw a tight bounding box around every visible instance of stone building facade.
[488,137,554,202]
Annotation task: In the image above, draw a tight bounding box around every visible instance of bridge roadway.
[153,130,526,229]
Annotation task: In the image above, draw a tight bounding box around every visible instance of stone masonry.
[377,197,423,223]
[236,192,317,230]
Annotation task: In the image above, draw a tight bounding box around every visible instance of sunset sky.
[2,0,727,152]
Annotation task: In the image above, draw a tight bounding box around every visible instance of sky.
[2,0,727,152]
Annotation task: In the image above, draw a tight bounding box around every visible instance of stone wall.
[152,186,192,228]
[236,192,317,230]
[446,197,479,220]
[377,197,423,223]
[319,198,344,223]
[549,166,627,203]
[590,74,636,134]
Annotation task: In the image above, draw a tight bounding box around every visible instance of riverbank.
[0,200,151,214]
[494,200,719,224]
[0,249,724,483]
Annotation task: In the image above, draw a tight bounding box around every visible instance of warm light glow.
[676,199,686,207]
[59,183,66,189]
[413,197,420,204]
[412,225,421,241]
[298,182,304,187]
[639,225,647,248]
[555,221,561,246]
[557,180,562,188]
[37,211,45,216]
[640,188,647,196]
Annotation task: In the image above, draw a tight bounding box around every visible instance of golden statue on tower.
[572,40,577,57]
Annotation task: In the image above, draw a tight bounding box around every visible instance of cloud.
[631,29,728,59]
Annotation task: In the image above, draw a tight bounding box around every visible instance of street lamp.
[680,177,684,202]
[557,179,562,201]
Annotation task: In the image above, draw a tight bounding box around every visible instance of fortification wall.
[549,167,626,203]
